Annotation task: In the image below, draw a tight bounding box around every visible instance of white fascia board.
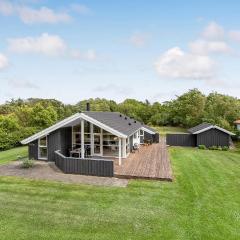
[214,126,235,136]
[141,127,156,135]
[193,125,235,136]
[80,113,127,138]
[21,113,81,144]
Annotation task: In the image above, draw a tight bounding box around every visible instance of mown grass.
[0,146,28,165]
[0,147,239,239]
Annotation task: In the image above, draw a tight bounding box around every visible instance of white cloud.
[0,53,8,70]
[8,79,39,89]
[70,4,92,15]
[189,39,231,55]
[0,1,14,15]
[202,22,225,40]
[0,2,71,24]
[8,33,98,60]
[229,30,240,42]
[8,33,67,56]
[70,49,97,61]
[129,32,150,47]
[17,6,71,24]
[155,47,215,79]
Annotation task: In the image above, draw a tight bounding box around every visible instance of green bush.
[217,146,222,151]
[209,146,218,150]
[222,146,229,151]
[198,145,207,150]
[21,158,34,169]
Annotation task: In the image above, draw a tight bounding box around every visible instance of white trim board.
[80,113,127,138]
[141,126,156,135]
[193,125,235,136]
[21,113,81,145]
[21,112,127,145]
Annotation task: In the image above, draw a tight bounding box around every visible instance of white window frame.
[38,135,48,160]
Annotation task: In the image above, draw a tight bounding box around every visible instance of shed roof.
[188,123,212,134]
[188,123,235,136]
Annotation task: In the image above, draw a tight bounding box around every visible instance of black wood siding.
[197,129,230,147]
[60,127,72,156]
[28,140,38,159]
[28,127,72,161]
[47,130,61,161]
[144,132,153,142]
[143,132,159,143]
[166,134,196,147]
[55,151,114,177]
[153,133,160,143]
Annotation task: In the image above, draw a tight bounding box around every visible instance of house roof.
[234,119,240,124]
[82,111,156,136]
[188,123,235,136]
[21,111,156,144]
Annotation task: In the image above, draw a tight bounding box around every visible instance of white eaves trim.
[21,113,81,144]
[193,125,235,136]
[21,112,127,145]
[80,113,127,138]
[141,127,156,135]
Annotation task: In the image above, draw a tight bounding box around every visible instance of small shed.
[166,123,235,147]
[188,123,235,147]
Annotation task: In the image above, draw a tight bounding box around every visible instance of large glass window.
[72,124,81,149]
[102,130,119,157]
[126,137,130,154]
[103,145,119,157]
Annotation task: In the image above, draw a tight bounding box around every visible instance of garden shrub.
[21,158,34,169]
[198,145,207,150]
[222,146,229,151]
[209,146,218,150]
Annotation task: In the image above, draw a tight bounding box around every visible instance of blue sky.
[0,0,240,104]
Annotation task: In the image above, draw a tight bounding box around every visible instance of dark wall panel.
[153,133,160,143]
[166,134,196,147]
[55,151,114,177]
[144,132,153,142]
[28,140,38,159]
[60,127,72,156]
[197,129,230,147]
[47,130,61,161]
[143,132,159,143]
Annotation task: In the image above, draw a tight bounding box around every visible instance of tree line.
[0,89,239,150]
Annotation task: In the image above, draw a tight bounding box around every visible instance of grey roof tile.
[188,123,213,134]
[83,111,155,136]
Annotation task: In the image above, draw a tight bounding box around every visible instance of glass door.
[93,133,102,156]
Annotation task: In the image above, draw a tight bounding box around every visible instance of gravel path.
[0,161,128,187]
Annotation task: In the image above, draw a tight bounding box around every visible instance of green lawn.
[0,147,239,239]
[153,126,187,135]
[0,146,27,165]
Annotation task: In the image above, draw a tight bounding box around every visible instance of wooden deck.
[114,137,173,181]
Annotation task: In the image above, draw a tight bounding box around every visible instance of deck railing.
[54,150,114,177]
